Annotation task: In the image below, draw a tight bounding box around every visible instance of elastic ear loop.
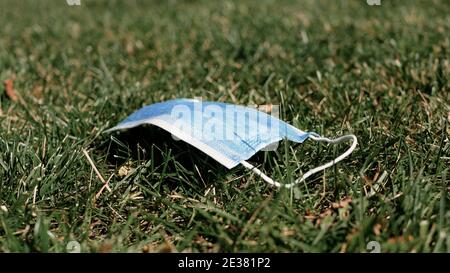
[241,134,358,188]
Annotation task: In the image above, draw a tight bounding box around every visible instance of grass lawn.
[0,0,449,253]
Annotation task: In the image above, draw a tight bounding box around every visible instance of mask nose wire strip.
[241,134,358,188]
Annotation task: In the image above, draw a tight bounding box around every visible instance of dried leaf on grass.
[32,83,44,100]
[4,78,20,102]
[305,197,353,226]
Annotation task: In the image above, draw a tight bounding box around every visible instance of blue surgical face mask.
[105,98,357,188]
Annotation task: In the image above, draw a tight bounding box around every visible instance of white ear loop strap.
[241,134,357,188]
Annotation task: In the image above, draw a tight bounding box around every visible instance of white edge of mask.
[103,118,240,169]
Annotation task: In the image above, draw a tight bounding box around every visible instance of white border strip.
[104,118,240,169]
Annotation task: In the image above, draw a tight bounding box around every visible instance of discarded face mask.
[105,98,357,188]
